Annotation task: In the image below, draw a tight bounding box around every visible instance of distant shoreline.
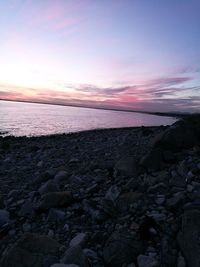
[0,98,188,118]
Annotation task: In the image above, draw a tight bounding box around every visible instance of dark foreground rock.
[0,115,200,266]
[0,233,61,267]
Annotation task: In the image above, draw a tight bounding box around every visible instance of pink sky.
[0,0,200,112]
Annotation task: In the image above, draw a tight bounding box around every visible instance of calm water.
[0,100,176,136]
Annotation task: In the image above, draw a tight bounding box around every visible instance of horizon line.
[0,98,188,118]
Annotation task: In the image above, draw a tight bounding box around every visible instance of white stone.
[70,233,87,248]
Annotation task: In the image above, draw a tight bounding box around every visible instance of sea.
[0,100,176,137]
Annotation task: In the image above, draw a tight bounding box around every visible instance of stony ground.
[0,115,200,267]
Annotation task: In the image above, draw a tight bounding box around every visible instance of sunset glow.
[0,0,200,112]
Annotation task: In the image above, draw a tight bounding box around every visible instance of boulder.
[37,191,73,212]
[140,148,164,171]
[0,233,61,267]
[152,120,198,151]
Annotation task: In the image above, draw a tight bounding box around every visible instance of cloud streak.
[0,74,199,113]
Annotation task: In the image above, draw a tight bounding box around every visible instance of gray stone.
[54,171,68,183]
[47,208,65,222]
[105,185,120,202]
[177,255,186,267]
[61,245,89,267]
[39,179,59,195]
[137,254,158,267]
[70,233,87,248]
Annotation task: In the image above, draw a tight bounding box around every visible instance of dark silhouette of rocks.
[0,115,200,266]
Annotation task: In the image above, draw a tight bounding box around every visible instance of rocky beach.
[0,115,200,267]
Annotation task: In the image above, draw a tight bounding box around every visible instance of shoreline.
[0,124,168,139]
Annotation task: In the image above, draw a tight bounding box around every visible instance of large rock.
[114,156,140,177]
[37,191,73,211]
[0,233,61,267]
[140,148,164,171]
[152,119,199,151]
[177,209,200,267]
[103,231,143,267]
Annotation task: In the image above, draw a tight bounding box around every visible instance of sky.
[0,0,200,113]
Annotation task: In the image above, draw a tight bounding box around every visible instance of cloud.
[0,74,199,113]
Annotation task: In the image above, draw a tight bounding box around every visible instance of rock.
[37,191,73,211]
[177,254,186,267]
[82,199,105,222]
[155,195,165,205]
[61,245,89,267]
[70,233,87,248]
[22,223,31,232]
[124,177,139,191]
[51,264,80,267]
[137,254,158,267]
[166,192,185,210]
[127,264,137,267]
[152,121,198,151]
[54,171,68,183]
[47,208,65,222]
[37,160,43,167]
[114,156,139,177]
[148,183,168,194]
[0,233,61,267]
[117,192,143,212]
[18,200,34,217]
[0,209,10,227]
[105,185,120,202]
[83,249,98,260]
[103,231,143,267]
[39,179,59,195]
[7,189,21,200]
[140,148,164,171]
[177,209,200,267]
